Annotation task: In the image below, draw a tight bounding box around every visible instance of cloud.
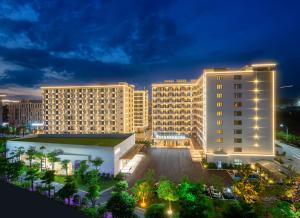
[0,1,39,22]
[0,31,44,49]
[0,57,23,79]
[51,44,131,64]
[0,85,41,99]
[42,67,74,81]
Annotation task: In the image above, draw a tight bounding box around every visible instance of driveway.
[127,148,233,187]
[276,140,300,173]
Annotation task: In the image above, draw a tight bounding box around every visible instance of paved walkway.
[127,148,233,187]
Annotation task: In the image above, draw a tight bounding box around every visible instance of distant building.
[7,99,43,128]
[134,90,149,132]
[152,63,276,165]
[0,94,6,125]
[42,83,135,134]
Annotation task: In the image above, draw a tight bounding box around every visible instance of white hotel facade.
[152,63,276,165]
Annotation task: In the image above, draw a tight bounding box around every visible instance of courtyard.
[127,148,233,187]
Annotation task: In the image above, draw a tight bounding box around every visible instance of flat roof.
[11,135,128,147]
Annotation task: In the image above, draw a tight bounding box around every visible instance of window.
[216,129,223,134]
[216,75,223,80]
[234,75,242,80]
[217,102,223,107]
[217,111,223,116]
[234,147,242,152]
[217,120,223,126]
[234,120,242,125]
[216,138,223,143]
[216,84,223,89]
[234,93,242,98]
[234,129,242,134]
[234,138,242,143]
[234,102,242,107]
[234,111,242,116]
[216,93,223,98]
[234,84,242,89]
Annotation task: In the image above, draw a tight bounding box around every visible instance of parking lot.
[126,148,233,187]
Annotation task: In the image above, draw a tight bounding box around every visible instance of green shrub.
[145,204,167,218]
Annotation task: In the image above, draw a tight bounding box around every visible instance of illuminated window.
[234,138,242,143]
[234,111,242,116]
[234,75,242,80]
[217,120,223,126]
[216,102,223,107]
[216,75,223,80]
[234,93,242,98]
[234,102,242,107]
[234,129,242,134]
[216,129,223,134]
[216,93,223,98]
[234,120,242,125]
[234,147,242,152]
[216,138,223,143]
[216,111,223,116]
[216,84,223,89]
[234,84,242,89]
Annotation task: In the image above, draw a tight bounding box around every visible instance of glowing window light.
[253,116,260,121]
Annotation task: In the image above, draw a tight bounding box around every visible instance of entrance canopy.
[153,132,189,140]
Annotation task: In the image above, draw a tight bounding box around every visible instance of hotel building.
[42,82,134,134]
[7,99,43,127]
[152,63,276,164]
[134,90,149,132]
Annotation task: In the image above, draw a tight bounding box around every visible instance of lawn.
[54,175,117,191]
[12,137,125,147]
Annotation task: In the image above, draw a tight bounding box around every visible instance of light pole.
[280,123,288,141]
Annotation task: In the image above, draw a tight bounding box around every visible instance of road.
[276,140,300,173]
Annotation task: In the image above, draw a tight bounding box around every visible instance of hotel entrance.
[153,132,191,148]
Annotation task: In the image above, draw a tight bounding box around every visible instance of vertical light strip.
[272,70,276,155]
[254,72,259,146]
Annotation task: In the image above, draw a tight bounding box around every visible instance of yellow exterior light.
[167,208,173,216]
[253,98,260,102]
[253,79,259,84]
[254,116,260,121]
[254,143,259,147]
[254,135,259,139]
[254,125,259,130]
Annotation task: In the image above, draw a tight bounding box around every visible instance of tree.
[25,166,40,191]
[41,170,55,197]
[269,200,300,218]
[47,151,61,171]
[61,159,70,175]
[145,204,167,218]
[222,201,243,218]
[56,176,77,205]
[35,151,45,171]
[113,180,129,193]
[132,179,153,208]
[177,180,214,218]
[90,157,103,171]
[156,179,178,215]
[106,191,136,218]
[74,160,89,184]
[84,169,100,186]
[86,184,101,207]
[14,146,25,161]
[26,146,37,167]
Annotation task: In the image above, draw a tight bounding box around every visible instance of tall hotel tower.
[152,63,276,164]
[42,82,135,134]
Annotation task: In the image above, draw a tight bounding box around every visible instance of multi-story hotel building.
[134,90,149,132]
[152,63,276,164]
[152,80,193,147]
[7,100,43,127]
[42,82,134,134]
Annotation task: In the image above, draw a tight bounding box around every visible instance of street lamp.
[280,123,288,141]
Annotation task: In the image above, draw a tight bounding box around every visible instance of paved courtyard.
[127,148,233,187]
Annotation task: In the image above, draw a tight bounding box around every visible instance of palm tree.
[41,170,55,197]
[35,151,45,171]
[47,151,61,171]
[56,176,77,205]
[25,167,40,191]
[61,159,70,175]
[91,157,103,171]
[26,146,37,168]
[15,147,25,161]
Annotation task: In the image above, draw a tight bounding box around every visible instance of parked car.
[222,187,235,199]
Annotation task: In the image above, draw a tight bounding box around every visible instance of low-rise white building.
[6,134,136,176]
